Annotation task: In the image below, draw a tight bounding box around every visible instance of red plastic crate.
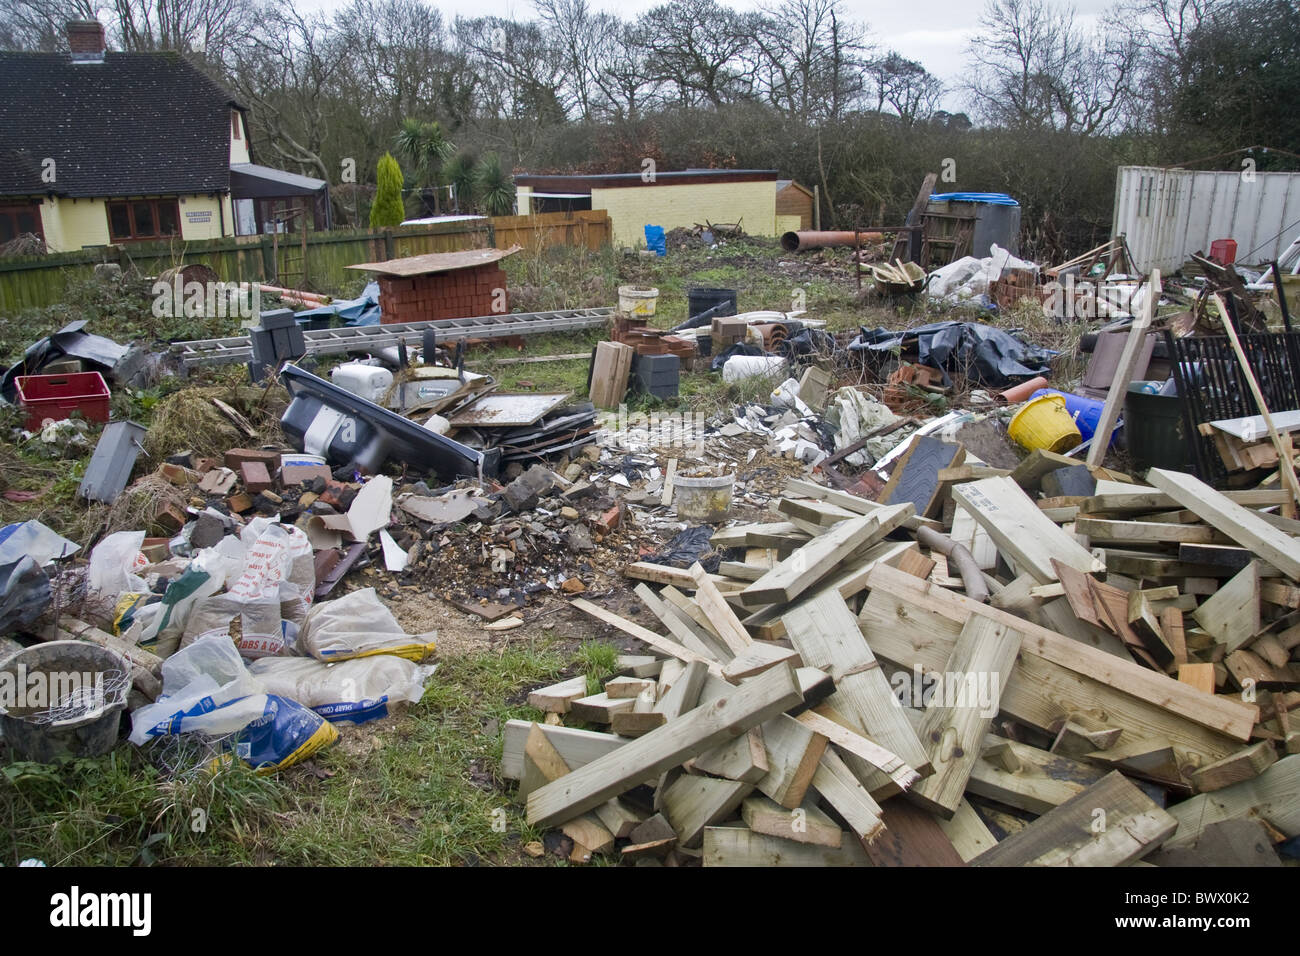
[15,371,111,430]
[1210,238,1237,265]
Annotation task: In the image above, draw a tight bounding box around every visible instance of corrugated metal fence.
[1113,165,1300,273]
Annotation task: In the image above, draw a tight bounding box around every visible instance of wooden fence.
[0,210,611,313]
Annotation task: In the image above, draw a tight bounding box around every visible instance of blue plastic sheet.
[644,225,666,256]
[292,280,382,327]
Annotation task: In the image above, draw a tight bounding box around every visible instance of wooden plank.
[527,675,589,713]
[688,561,753,654]
[526,663,802,827]
[809,747,885,844]
[1081,484,1292,514]
[784,477,943,533]
[1177,662,1216,695]
[1146,468,1300,580]
[593,798,644,839]
[653,658,707,721]
[972,771,1177,866]
[862,797,966,867]
[777,496,859,527]
[604,675,655,699]
[741,794,842,847]
[633,583,724,662]
[721,641,802,683]
[754,713,829,809]
[859,563,1258,743]
[782,588,931,787]
[1189,741,1278,793]
[694,726,769,783]
[569,692,635,724]
[951,503,998,570]
[737,506,913,608]
[561,814,614,860]
[1146,819,1282,867]
[909,616,1022,819]
[569,597,723,675]
[1165,754,1300,847]
[1192,561,1261,652]
[502,721,624,780]
[952,476,1104,583]
[1087,270,1159,468]
[520,722,572,799]
[709,521,810,549]
[660,458,676,507]
[660,774,753,848]
[702,825,871,867]
[938,799,999,862]
[796,707,921,793]
[1075,516,1225,545]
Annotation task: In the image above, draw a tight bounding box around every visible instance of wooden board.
[1192,561,1261,652]
[863,564,1258,743]
[702,825,870,866]
[694,727,769,783]
[1146,469,1300,581]
[688,561,753,654]
[659,774,753,848]
[809,747,884,843]
[754,713,829,809]
[782,588,931,788]
[569,598,723,675]
[1188,741,1278,793]
[952,476,1104,583]
[741,794,843,847]
[938,799,999,862]
[502,721,625,780]
[1165,754,1300,847]
[909,616,1023,819]
[1086,271,1159,468]
[527,675,590,713]
[972,771,1177,866]
[525,664,802,827]
[862,797,966,867]
[737,506,912,608]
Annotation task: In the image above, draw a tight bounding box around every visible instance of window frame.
[0,202,45,243]
[106,198,182,242]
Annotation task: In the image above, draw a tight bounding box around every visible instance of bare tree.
[0,0,99,50]
[966,0,1140,135]
[638,0,764,108]
[865,52,944,125]
[753,0,871,121]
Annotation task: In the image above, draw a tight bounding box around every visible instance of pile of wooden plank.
[509,453,1299,866]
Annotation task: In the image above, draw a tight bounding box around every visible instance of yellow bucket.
[1008,393,1082,453]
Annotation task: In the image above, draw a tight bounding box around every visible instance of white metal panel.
[1113,166,1300,273]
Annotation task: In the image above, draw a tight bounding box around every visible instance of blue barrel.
[1031,388,1105,442]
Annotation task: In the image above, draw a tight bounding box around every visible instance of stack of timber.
[518,455,1300,866]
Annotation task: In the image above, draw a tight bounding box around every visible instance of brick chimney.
[67,20,106,60]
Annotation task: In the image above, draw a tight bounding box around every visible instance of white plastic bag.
[88,531,149,596]
[248,655,436,723]
[128,633,264,744]
[300,588,437,662]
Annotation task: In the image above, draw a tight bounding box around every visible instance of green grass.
[0,635,596,866]
[576,640,619,696]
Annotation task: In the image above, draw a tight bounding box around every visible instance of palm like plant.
[475,152,515,217]
[441,152,478,213]
[394,118,454,188]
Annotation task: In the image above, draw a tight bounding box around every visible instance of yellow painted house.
[515,170,781,248]
[0,20,329,253]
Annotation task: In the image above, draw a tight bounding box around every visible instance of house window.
[231,110,241,140]
[106,199,181,241]
[0,203,44,242]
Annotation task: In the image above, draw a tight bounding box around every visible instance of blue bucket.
[1031,388,1105,443]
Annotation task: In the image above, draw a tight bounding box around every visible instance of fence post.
[383,229,395,260]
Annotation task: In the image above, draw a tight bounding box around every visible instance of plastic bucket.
[673,472,735,523]
[618,285,659,317]
[1030,388,1104,442]
[0,641,130,762]
[1008,394,1082,453]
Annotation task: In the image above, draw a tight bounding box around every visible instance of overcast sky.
[294,0,1118,112]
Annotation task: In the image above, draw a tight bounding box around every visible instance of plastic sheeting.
[293,281,381,327]
[849,320,1057,389]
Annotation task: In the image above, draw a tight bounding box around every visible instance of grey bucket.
[0,641,130,762]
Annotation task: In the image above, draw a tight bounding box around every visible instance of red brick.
[240,461,273,494]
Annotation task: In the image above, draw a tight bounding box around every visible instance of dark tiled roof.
[0,51,241,198]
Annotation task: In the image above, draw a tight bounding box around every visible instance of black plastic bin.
[688,287,736,320]
[1123,384,1194,473]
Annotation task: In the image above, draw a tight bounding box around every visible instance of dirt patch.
[954,416,1021,470]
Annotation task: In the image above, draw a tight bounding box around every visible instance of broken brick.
[240,461,273,494]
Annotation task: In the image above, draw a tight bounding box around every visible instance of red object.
[15,371,110,430]
[1209,239,1237,265]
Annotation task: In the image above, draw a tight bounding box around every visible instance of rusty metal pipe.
[780,230,886,252]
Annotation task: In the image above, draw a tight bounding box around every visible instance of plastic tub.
[1008,393,1082,453]
[0,641,130,762]
[1030,388,1105,442]
[618,285,660,317]
[673,472,735,523]
[15,371,111,430]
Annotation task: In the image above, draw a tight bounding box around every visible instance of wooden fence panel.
[0,211,612,313]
